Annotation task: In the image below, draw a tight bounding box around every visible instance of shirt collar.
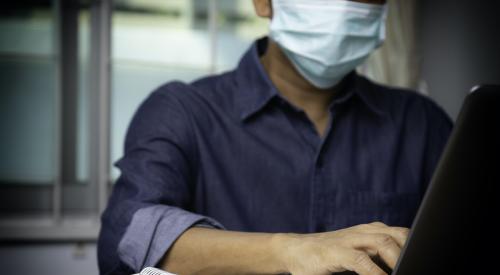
[234,37,279,121]
[234,37,387,121]
[340,72,388,118]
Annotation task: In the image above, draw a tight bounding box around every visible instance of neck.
[260,39,345,136]
[260,40,345,112]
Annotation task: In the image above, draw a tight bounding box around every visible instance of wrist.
[270,232,302,273]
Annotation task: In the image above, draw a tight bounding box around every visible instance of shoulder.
[128,71,238,136]
[147,71,239,116]
[151,71,237,103]
[360,76,453,129]
[124,81,199,149]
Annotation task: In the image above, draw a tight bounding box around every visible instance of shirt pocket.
[326,191,422,230]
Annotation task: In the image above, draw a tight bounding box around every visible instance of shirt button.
[316,159,324,169]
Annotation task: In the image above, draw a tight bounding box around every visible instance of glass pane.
[111,0,212,179]
[76,7,91,184]
[0,2,57,185]
[216,0,268,72]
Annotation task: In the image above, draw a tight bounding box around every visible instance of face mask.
[269,0,387,89]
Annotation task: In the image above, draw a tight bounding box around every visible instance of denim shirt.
[97,38,452,274]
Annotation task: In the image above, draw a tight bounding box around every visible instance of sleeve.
[97,84,224,275]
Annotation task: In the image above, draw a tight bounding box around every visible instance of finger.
[367,234,401,269]
[351,233,402,269]
[357,223,410,248]
[370,222,389,228]
[342,250,387,275]
[373,233,402,269]
[386,227,410,248]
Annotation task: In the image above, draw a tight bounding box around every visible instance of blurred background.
[0,0,498,274]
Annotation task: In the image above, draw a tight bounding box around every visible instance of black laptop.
[392,85,500,275]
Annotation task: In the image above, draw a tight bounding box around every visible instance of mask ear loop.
[379,5,389,41]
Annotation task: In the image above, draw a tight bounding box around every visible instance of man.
[98,0,452,274]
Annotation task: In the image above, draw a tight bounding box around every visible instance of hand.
[275,222,409,275]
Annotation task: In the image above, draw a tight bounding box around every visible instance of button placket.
[310,116,336,232]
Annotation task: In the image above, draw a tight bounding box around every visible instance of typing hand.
[275,222,409,275]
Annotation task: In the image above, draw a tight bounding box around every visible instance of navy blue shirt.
[98,38,452,274]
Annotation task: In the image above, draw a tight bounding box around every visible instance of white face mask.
[269,0,387,89]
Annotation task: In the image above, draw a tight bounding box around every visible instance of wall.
[0,243,98,275]
[419,0,500,119]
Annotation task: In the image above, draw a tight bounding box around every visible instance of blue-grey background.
[1,0,499,274]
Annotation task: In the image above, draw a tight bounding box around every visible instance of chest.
[190,107,426,231]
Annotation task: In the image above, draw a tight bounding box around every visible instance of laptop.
[392,85,500,275]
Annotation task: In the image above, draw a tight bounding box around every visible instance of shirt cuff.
[117,204,224,272]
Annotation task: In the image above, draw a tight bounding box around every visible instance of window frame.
[0,0,112,241]
[0,0,221,242]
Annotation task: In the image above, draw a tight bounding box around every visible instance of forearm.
[160,222,410,275]
[160,227,287,275]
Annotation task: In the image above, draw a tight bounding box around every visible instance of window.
[0,2,58,186]
[0,0,106,240]
[0,0,268,241]
[110,0,268,179]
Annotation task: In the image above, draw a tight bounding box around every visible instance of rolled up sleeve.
[97,85,224,275]
[118,205,223,271]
